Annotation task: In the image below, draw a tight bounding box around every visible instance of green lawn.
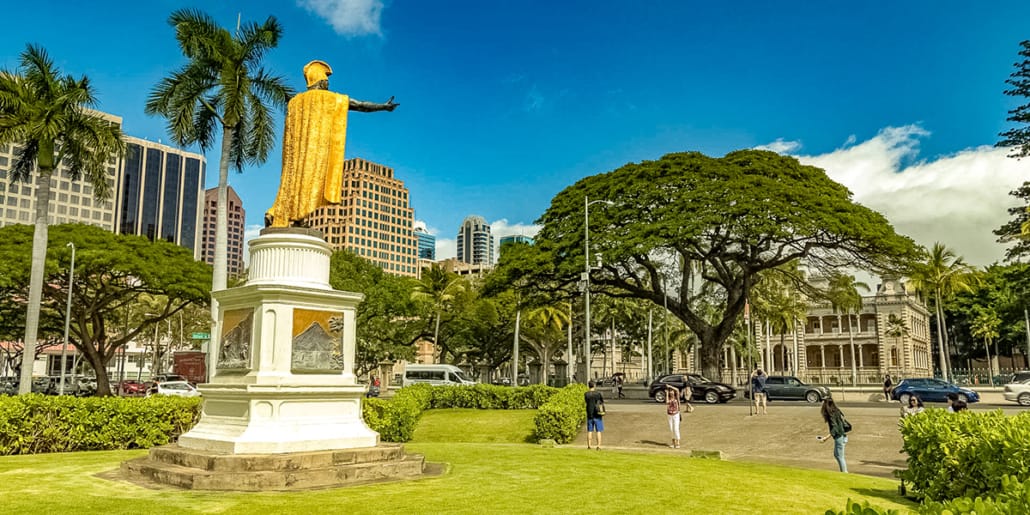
[0,409,916,514]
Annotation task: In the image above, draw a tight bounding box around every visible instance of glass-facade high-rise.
[115,137,206,257]
[200,186,246,278]
[456,215,493,265]
[414,223,436,260]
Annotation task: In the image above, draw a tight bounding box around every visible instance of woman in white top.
[900,394,924,417]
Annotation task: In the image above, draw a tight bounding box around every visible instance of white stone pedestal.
[178,228,378,454]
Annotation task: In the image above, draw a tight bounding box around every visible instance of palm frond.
[169,8,229,61]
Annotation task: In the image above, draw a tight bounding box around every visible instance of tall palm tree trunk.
[208,126,234,380]
[848,313,857,386]
[18,163,54,394]
[940,303,954,380]
[933,290,949,382]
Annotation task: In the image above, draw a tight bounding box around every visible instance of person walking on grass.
[817,397,851,473]
[665,385,682,449]
[584,380,605,450]
[751,369,768,414]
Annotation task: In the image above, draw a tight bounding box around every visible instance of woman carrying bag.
[817,397,852,473]
[665,385,682,449]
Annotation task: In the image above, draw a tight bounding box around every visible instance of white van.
[402,364,476,387]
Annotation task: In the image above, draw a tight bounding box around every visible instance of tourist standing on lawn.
[883,374,893,402]
[751,369,768,414]
[584,380,605,450]
[665,385,681,449]
[818,397,850,473]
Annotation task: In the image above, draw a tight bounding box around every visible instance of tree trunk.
[848,313,857,386]
[933,290,949,382]
[207,125,234,382]
[19,159,54,394]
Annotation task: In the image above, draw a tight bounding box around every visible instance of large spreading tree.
[533,150,918,380]
[0,224,210,395]
[996,40,1030,258]
[0,45,125,393]
[146,9,293,325]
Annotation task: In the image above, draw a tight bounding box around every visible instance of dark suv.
[744,375,830,403]
[648,373,737,404]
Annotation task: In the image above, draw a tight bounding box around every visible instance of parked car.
[743,375,830,403]
[891,378,979,404]
[146,380,201,398]
[117,379,149,396]
[1003,378,1030,406]
[152,374,188,384]
[648,373,737,404]
[1010,371,1030,384]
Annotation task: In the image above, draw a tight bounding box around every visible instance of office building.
[414,222,436,260]
[200,186,246,278]
[115,136,206,257]
[300,157,418,277]
[456,215,493,266]
[499,234,534,258]
[0,112,122,230]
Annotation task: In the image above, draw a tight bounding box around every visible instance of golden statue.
[265,60,398,227]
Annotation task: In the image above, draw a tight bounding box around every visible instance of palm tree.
[0,45,125,394]
[970,307,1001,386]
[146,9,293,304]
[907,243,978,382]
[411,265,467,360]
[751,263,808,375]
[825,273,870,386]
[884,313,909,374]
[523,304,571,384]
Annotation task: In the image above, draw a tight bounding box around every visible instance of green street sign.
[191,332,211,340]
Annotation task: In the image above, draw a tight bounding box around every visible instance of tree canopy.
[0,224,210,395]
[531,149,919,379]
[999,40,1030,158]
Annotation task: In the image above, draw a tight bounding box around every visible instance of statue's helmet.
[303,60,333,88]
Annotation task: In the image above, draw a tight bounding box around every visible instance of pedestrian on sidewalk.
[665,385,681,449]
[584,380,605,450]
[883,374,893,402]
[616,374,625,399]
[751,369,768,414]
[817,397,851,473]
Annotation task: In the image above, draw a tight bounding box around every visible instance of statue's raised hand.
[384,96,399,111]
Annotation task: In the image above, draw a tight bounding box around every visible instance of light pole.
[58,242,75,396]
[584,196,613,383]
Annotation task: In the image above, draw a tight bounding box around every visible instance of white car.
[147,380,201,398]
[1003,379,1030,406]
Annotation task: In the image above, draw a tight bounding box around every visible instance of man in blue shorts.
[585,380,605,450]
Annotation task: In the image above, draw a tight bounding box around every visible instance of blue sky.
[3,1,1030,263]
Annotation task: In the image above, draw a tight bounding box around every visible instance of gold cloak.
[266,89,349,227]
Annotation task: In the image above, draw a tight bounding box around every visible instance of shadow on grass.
[639,440,672,447]
[848,487,915,508]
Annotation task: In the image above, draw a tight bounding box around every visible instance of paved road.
[578,397,1027,478]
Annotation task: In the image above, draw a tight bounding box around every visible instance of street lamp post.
[583,196,613,383]
[58,242,75,396]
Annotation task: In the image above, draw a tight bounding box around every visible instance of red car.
[118,379,149,396]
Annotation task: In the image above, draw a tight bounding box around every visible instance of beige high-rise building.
[301,157,418,277]
[200,186,246,278]
[0,112,122,230]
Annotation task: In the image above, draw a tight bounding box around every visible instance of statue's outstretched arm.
[349,96,399,112]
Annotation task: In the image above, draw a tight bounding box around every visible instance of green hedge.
[0,394,201,455]
[362,383,573,443]
[899,409,1030,502]
[919,476,1030,514]
[824,499,901,515]
[532,383,588,444]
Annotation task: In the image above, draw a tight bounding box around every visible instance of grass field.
[0,409,916,514]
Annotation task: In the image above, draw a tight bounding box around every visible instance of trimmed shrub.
[0,394,201,455]
[899,409,1030,502]
[532,383,588,444]
[824,499,901,515]
[919,476,1030,515]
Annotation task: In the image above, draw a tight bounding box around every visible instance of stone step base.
[121,443,431,491]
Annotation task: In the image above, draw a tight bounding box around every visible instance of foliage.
[920,476,1030,515]
[0,44,126,394]
[994,183,1030,260]
[824,499,901,515]
[898,409,1030,502]
[147,8,293,293]
[362,384,563,442]
[529,150,918,380]
[0,394,200,455]
[328,250,422,374]
[0,224,211,395]
[999,40,1030,158]
[944,263,1029,368]
[532,383,588,444]
[410,264,470,362]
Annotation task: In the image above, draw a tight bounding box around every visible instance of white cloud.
[297,0,384,37]
[760,125,1026,267]
[490,218,541,262]
[754,138,803,154]
[436,238,456,261]
[241,224,264,267]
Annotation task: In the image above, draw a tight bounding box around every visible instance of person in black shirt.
[584,380,605,450]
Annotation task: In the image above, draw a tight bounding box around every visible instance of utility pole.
[58,242,75,396]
